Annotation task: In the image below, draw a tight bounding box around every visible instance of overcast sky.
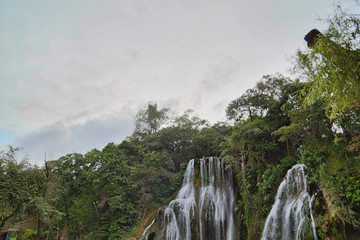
[1,0,357,165]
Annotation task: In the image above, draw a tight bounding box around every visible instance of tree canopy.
[297,3,360,120]
[133,102,170,138]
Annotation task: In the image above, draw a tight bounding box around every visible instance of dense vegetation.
[1,2,359,240]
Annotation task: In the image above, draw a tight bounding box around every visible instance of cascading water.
[261,164,318,240]
[164,159,196,240]
[199,158,234,240]
[141,219,156,240]
[158,157,235,240]
[310,193,318,240]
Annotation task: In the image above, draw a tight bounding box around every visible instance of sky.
[0,0,357,165]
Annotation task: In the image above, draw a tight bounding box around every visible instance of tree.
[272,100,333,151]
[0,147,28,230]
[25,196,63,240]
[133,102,170,138]
[96,143,137,239]
[226,88,269,122]
[226,75,290,122]
[0,147,60,240]
[296,2,360,120]
[164,109,208,164]
[193,123,230,158]
[52,153,91,240]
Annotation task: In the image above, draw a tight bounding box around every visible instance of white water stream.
[141,219,156,240]
[261,164,318,240]
[161,157,235,240]
[142,161,318,240]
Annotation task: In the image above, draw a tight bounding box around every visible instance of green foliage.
[258,156,297,214]
[22,108,220,239]
[338,174,360,211]
[296,2,360,120]
[133,102,170,138]
[222,63,359,239]
[193,123,230,157]
[236,169,264,240]
[224,117,279,167]
[26,196,63,224]
[226,88,270,122]
[320,165,360,229]
[23,229,48,240]
[48,143,139,239]
[226,74,294,123]
[0,147,50,230]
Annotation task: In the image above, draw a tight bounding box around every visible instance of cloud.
[4,0,322,132]
[13,118,134,165]
[199,58,240,92]
[1,0,353,164]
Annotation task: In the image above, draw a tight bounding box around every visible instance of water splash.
[261,164,317,240]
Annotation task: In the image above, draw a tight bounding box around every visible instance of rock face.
[304,29,323,48]
[145,158,236,240]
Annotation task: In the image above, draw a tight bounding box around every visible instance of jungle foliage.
[1,106,231,240]
[1,1,359,240]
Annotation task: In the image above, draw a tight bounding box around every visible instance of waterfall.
[310,193,318,240]
[199,158,234,240]
[160,157,235,240]
[141,219,156,240]
[164,159,196,240]
[261,164,318,240]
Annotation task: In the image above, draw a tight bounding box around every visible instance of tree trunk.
[258,152,269,167]
[56,226,60,240]
[36,217,41,240]
[342,222,348,240]
[0,207,18,230]
[240,151,248,192]
[80,223,88,235]
[286,138,290,157]
[61,217,69,240]
[240,151,255,203]
[248,107,253,121]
